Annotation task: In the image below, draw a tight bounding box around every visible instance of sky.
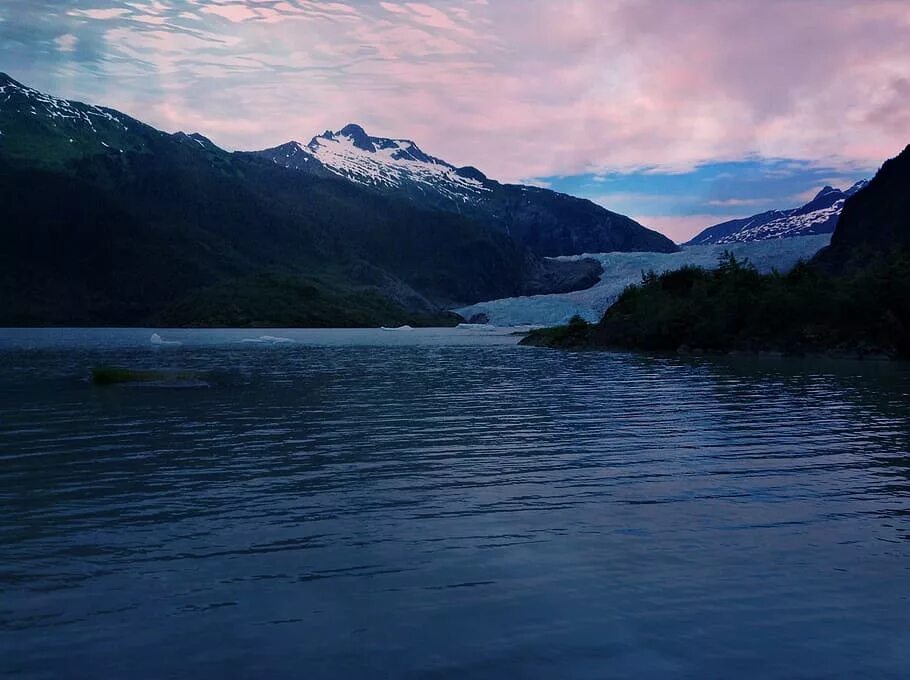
[1,1,907,241]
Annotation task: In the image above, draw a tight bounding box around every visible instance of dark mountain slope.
[815,145,910,272]
[254,125,679,256]
[0,73,600,326]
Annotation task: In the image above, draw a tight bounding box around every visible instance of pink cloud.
[200,3,258,23]
[37,0,910,185]
[404,3,464,32]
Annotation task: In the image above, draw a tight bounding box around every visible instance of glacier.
[455,234,831,327]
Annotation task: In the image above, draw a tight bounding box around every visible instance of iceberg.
[150,333,181,346]
[455,234,831,327]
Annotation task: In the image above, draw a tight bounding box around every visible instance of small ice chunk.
[150,333,181,346]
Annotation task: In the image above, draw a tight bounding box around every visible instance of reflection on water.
[1,329,909,679]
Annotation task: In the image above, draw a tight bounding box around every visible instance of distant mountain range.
[0,73,677,326]
[253,124,677,256]
[687,181,868,245]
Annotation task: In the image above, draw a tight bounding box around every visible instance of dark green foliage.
[523,250,910,358]
[519,314,592,347]
[155,273,461,328]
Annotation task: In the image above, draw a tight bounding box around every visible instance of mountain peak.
[273,140,304,151]
[812,185,840,201]
[258,140,314,167]
[336,123,375,151]
[0,72,25,90]
[171,131,220,151]
[455,166,488,183]
[846,179,869,196]
[338,123,368,137]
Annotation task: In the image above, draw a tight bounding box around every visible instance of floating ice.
[150,333,181,346]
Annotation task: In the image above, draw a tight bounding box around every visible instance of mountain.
[254,124,678,256]
[815,144,910,272]
[687,181,868,245]
[0,73,601,326]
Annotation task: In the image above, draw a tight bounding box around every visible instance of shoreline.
[519,331,902,362]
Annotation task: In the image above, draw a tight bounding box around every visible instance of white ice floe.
[150,333,181,346]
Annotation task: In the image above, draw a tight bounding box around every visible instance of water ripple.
[1,329,909,678]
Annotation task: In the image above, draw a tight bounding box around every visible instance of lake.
[1,328,909,679]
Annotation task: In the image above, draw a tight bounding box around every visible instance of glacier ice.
[455,234,832,327]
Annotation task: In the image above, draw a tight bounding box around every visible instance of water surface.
[1,328,909,679]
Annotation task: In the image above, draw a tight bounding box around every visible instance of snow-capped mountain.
[264,124,491,203]
[255,124,679,256]
[0,72,219,162]
[688,181,869,245]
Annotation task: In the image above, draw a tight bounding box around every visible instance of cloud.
[1,0,906,187]
[70,8,130,20]
[543,158,869,238]
[54,33,78,52]
[200,4,260,23]
[704,198,776,208]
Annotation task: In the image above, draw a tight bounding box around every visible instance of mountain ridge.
[254,123,679,256]
[687,180,868,245]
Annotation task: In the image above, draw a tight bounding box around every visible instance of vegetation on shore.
[153,273,462,328]
[522,251,910,359]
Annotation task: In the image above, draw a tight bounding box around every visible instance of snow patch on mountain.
[689,181,868,245]
[0,74,128,133]
[456,234,831,327]
[298,124,491,202]
[727,201,842,242]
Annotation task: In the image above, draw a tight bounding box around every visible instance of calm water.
[1,328,909,679]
